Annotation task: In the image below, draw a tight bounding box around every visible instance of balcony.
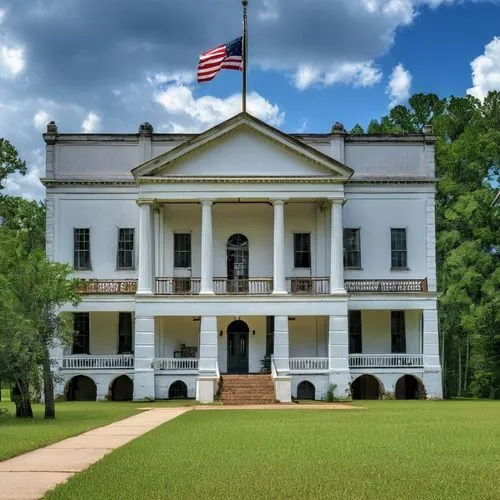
[76,278,428,295]
[348,354,423,368]
[289,357,329,373]
[61,355,134,370]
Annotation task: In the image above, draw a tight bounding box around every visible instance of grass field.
[0,399,196,461]
[45,400,500,500]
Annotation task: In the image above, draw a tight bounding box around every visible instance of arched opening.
[227,234,249,293]
[110,375,133,401]
[395,375,424,400]
[351,375,382,400]
[297,381,315,400]
[168,380,188,399]
[227,320,250,374]
[66,376,97,401]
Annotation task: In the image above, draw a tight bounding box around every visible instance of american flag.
[197,37,243,83]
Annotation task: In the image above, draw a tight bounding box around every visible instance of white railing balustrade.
[153,358,199,371]
[62,355,134,370]
[286,278,330,295]
[289,357,329,372]
[213,278,273,295]
[155,278,201,295]
[348,354,423,368]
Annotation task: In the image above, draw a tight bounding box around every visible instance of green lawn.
[0,400,196,461]
[45,401,500,500]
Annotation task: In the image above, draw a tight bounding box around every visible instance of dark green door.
[227,320,249,374]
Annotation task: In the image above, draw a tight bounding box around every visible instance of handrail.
[270,355,277,378]
[153,358,199,370]
[348,354,423,368]
[345,279,428,293]
[61,355,134,369]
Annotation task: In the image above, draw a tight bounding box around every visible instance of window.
[294,233,311,268]
[174,233,191,268]
[73,313,90,354]
[265,316,275,357]
[117,228,135,269]
[391,311,406,353]
[118,313,133,354]
[74,228,91,270]
[348,311,362,354]
[391,228,407,269]
[344,228,361,268]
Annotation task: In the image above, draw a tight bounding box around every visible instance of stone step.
[218,374,275,405]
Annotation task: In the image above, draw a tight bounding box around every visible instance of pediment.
[132,113,353,181]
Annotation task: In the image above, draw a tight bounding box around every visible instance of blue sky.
[0,0,499,198]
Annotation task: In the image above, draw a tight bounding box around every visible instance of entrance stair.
[217,374,277,405]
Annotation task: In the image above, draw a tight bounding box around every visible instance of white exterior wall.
[90,312,119,355]
[155,317,200,358]
[289,316,328,357]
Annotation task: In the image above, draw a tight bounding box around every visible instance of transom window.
[348,310,362,354]
[344,228,361,268]
[74,228,91,270]
[73,313,90,354]
[118,312,133,354]
[391,311,406,354]
[293,233,311,268]
[174,233,191,268]
[117,228,135,270]
[391,228,408,269]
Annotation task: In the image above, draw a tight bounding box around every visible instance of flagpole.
[242,0,248,113]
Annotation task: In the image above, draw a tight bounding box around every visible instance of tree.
[350,123,365,134]
[0,139,27,190]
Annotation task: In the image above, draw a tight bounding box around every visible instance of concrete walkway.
[0,408,189,500]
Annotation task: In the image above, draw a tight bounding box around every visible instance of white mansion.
[44,113,442,403]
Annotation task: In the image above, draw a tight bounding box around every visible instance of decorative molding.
[137,176,345,185]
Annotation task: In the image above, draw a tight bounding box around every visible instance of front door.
[227,320,249,374]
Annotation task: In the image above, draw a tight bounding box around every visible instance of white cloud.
[33,110,51,130]
[294,61,382,91]
[0,9,5,24]
[81,112,102,133]
[147,71,195,87]
[387,63,412,108]
[259,0,280,21]
[0,46,25,77]
[154,84,284,132]
[2,149,45,200]
[467,36,500,101]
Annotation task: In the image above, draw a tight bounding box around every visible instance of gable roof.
[132,112,354,180]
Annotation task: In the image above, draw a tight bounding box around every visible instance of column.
[273,315,291,402]
[330,201,344,293]
[200,200,214,295]
[197,316,218,403]
[328,314,351,398]
[423,305,443,399]
[272,200,287,294]
[133,315,155,400]
[137,202,153,295]
[153,205,164,278]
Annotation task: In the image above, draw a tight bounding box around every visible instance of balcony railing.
[289,357,329,372]
[348,354,423,368]
[61,355,134,370]
[213,278,273,295]
[77,280,137,294]
[76,278,428,295]
[155,278,201,295]
[153,358,199,371]
[345,279,428,293]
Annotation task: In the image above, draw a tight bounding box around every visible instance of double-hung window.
[391,311,406,354]
[391,228,408,269]
[174,233,191,268]
[74,228,91,270]
[117,228,135,270]
[73,313,90,354]
[294,233,311,268]
[344,228,361,268]
[348,311,362,354]
[118,312,133,354]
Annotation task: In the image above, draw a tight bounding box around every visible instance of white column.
[200,200,214,295]
[423,305,443,399]
[197,316,218,403]
[272,200,287,294]
[330,201,344,293]
[153,206,160,279]
[328,314,351,398]
[137,202,153,295]
[133,315,155,400]
[273,315,291,402]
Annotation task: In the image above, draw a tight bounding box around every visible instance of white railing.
[213,278,273,295]
[348,354,424,368]
[153,358,199,371]
[271,355,277,378]
[155,278,201,295]
[289,357,329,372]
[61,355,134,370]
